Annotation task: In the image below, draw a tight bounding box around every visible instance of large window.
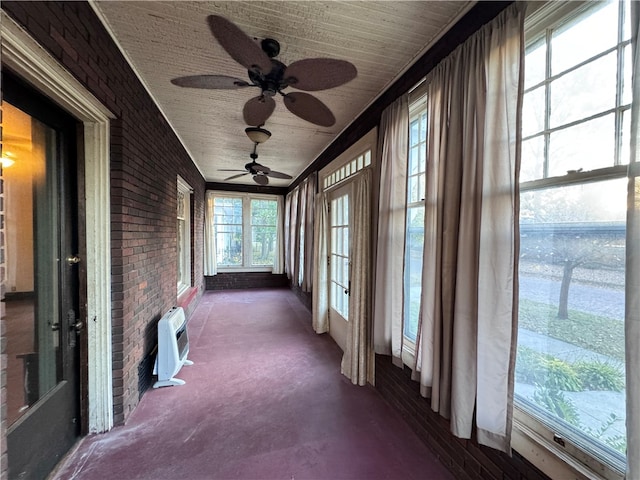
[212,193,279,270]
[403,104,427,342]
[177,176,192,295]
[515,1,630,474]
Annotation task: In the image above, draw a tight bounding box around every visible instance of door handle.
[72,321,83,331]
[66,255,81,265]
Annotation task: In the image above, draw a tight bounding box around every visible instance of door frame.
[2,12,114,433]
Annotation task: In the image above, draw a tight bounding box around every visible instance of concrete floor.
[51,288,454,480]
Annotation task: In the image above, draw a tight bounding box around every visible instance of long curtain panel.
[372,95,409,362]
[415,3,524,453]
[312,191,329,334]
[285,189,300,282]
[284,175,316,288]
[341,170,372,385]
[273,195,285,274]
[284,193,292,276]
[301,174,316,292]
[204,191,217,276]
[625,2,640,476]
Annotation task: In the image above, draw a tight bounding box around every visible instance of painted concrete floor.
[52,289,454,480]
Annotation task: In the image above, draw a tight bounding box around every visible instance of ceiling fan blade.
[284,59,357,91]
[266,170,292,180]
[225,172,250,181]
[283,92,336,127]
[252,163,270,173]
[219,169,248,172]
[171,75,251,90]
[243,96,276,126]
[207,15,273,75]
[253,174,269,186]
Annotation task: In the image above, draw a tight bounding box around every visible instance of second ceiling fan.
[171,15,357,127]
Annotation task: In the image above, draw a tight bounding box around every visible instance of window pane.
[621,108,631,166]
[622,44,632,106]
[525,38,546,89]
[252,226,275,265]
[419,113,427,142]
[550,52,617,129]
[215,225,242,266]
[551,2,618,75]
[410,119,420,146]
[521,136,545,183]
[548,114,614,176]
[522,86,546,138]
[517,178,626,459]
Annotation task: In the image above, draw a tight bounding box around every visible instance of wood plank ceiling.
[92,1,473,186]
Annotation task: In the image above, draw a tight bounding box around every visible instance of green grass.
[518,299,625,362]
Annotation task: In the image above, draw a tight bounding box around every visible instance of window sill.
[177,286,198,311]
[214,267,275,274]
[512,412,623,480]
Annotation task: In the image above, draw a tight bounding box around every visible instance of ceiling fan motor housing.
[248,59,289,97]
[261,38,280,58]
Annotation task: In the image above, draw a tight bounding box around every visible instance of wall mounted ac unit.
[153,306,193,388]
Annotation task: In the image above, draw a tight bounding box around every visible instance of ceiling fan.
[171,15,357,127]
[220,142,292,186]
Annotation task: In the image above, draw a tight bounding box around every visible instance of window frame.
[513,2,630,478]
[177,176,192,296]
[210,191,280,272]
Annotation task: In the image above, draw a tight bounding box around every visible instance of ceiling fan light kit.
[245,126,271,144]
[171,14,358,128]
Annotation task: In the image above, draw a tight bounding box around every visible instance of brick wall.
[1,1,206,427]
[375,355,550,480]
[205,272,288,290]
[290,284,312,312]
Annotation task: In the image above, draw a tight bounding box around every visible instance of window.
[250,199,277,266]
[177,176,192,295]
[323,150,371,190]
[403,104,427,343]
[515,1,630,475]
[212,192,279,270]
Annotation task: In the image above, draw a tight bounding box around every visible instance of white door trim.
[2,12,114,433]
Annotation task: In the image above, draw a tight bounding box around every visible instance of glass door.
[4,72,82,480]
[328,185,351,351]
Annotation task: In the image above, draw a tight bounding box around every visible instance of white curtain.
[287,189,300,283]
[626,2,640,477]
[301,174,317,292]
[204,191,217,276]
[284,175,316,287]
[284,193,292,277]
[341,170,372,385]
[372,95,409,361]
[273,195,285,274]
[312,191,329,334]
[414,3,524,453]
